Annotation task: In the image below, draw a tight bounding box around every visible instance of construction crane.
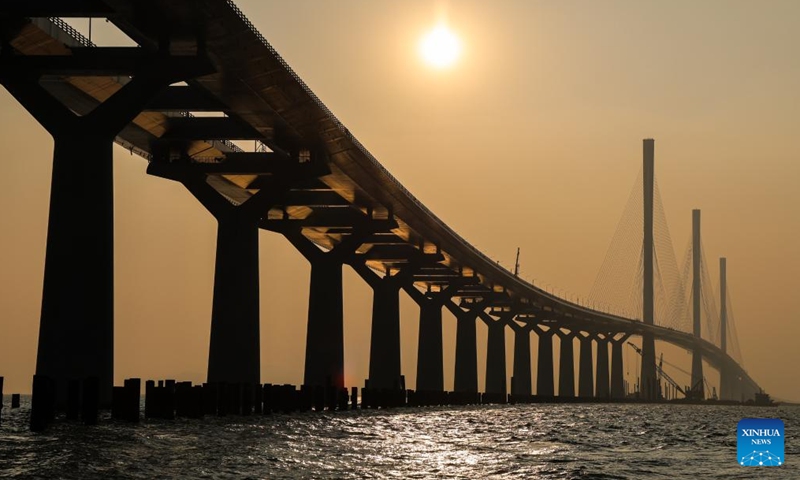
[655,356,715,399]
[514,248,520,277]
[627,342,686,398]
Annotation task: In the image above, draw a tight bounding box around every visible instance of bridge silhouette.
[0,1,761,424]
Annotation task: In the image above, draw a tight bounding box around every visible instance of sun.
[419,24,461,69]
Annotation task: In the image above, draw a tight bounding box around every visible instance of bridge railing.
[48,17,92,47]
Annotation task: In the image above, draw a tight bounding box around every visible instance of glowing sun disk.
[420,25,461,68]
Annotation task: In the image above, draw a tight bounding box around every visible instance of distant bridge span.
[0,0,760,406]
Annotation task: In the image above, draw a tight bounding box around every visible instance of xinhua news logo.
[737,418,784,467]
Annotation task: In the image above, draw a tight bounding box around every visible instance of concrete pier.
[415,297,444,392]
[557,330,576,398]
[207,218,262,386]
[305,257,345,388]
[452,307,478,393]
[578,333,594,398]
[483,314,507,395]
[38,133,115,408]
[595,335,610,399]
[511,323,532,396]
[534,326,555,398]
[362,273,402,390]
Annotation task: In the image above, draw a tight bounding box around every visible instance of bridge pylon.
[690,210,705,399]
[718,257,734,400]
[640,138,659,400]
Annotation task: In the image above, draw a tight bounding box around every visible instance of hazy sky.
[0,0,798,400]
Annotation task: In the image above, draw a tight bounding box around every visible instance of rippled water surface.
[1,397,797,479]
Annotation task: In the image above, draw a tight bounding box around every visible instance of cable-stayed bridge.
[0,1,762,416]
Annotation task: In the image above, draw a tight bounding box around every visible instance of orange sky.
[0,0,798,401]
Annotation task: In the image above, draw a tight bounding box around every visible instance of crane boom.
[627,342,685,397]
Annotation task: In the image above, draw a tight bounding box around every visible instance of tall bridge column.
[533,325,554,398]
[351,264,403,390]
[510,322,532,396]
[414,297,444,392]
[480,312,508,395]
[718,257,734,401]
[306,257,344,388]
[690,209,705,399]
[448,304,479,393]
[149,167,299,387]
[595,334,610,399]
[207,217,260,385]
[641,138,658,401]
[369,277,401,390]
[556,329,576,398]
[0,54,212,407]
[610,334,630,399]
[283,231,355,389]
[578,333,594,398]
[402,284,450,393]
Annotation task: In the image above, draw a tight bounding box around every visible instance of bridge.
[0,1,761,415]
